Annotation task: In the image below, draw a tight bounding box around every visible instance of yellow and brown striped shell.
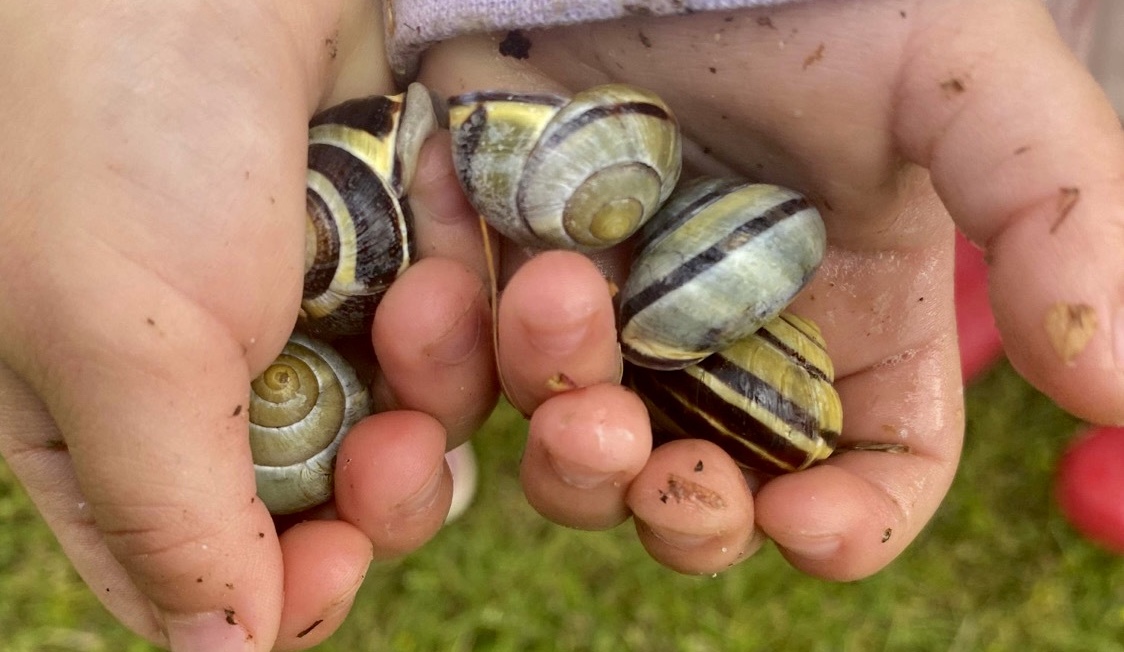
[300,83,438,338]
[249,331,373,515]
[619,177,826,371]
[448,83,682,251]
[625,312,842,475]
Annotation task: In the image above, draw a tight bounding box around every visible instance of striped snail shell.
[250,331,372,515]
[625,312,842,475]
[619,177,827,371]
[448,83,682,251]
[300,82,439,338]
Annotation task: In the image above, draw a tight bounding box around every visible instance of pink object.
[1055,426,1124,554]
[954,231,1004,382]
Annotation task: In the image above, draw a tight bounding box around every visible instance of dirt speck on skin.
[297,619,325,639]
[638,30,652,48]
[1051,186,1080,233]
[659,473,726,509]
[756,15,776,29]
[545,372,578,392]
[1044,302,1098,365]
[498,30,532,59]
[882,528,893,542]
[940,77,967,96]
[224,608,237,626]
[803,43,825,69]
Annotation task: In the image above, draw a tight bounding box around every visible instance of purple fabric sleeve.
[384,0,796,82]
[384,0,1098,82]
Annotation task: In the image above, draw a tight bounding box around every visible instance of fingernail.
[547,454,616,489]
[783,535,842,561]
[523,306,593,356]
[425,302,483,365]
[164,610,255,652]
[398,462,445,514]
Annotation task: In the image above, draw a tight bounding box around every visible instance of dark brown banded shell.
[299,83,436,338]
[625,312,842,475]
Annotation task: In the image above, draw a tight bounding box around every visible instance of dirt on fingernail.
[1044,302,1098,365]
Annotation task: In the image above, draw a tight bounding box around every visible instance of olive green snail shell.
[624,312,843,475]
[619,177,827,371]
[249,331,372,515]
[300,82,438,338]
[447,83,682,251]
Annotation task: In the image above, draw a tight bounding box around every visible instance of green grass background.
[2,361,1122,651]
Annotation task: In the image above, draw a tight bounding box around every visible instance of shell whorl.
[625,312,842,475]
[448,83,682,251]
[300,82,437,338]
[619,178,827,371]
[250,331,372,515]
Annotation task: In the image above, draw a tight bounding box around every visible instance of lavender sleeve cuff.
[384,0,795,82]
[384,0,1097,83]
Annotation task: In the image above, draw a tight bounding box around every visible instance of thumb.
[35,296,283,651]
[0,2,369,649]
[893,0,1124,424]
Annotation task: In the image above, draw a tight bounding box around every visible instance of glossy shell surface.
[249,331,372,514]
[301,82,437,337]
[448,83,682,251]
[625,313,842,475]
[619,178,826,370]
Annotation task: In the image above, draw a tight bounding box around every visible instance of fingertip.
[627,439,757,575]
[521,383,651,529]
[756,464,905,581]
[274,520,373,651]
[373,257,498,447]
[334,410,452,557]
[987,184,1124,425]
[498,250,622,414]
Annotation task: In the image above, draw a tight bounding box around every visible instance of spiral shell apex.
[250,331,372,514]
[448,83,682,250]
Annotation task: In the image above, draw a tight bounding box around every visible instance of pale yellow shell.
[249,331,372,514]
[448,83,682,251]
[619,178,826,370]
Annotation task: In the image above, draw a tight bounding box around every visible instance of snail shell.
[250,331,372,515]
[300,82,438,338]
[619,177,827,371]
[625,312,842,475]
[448,83,682,251]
